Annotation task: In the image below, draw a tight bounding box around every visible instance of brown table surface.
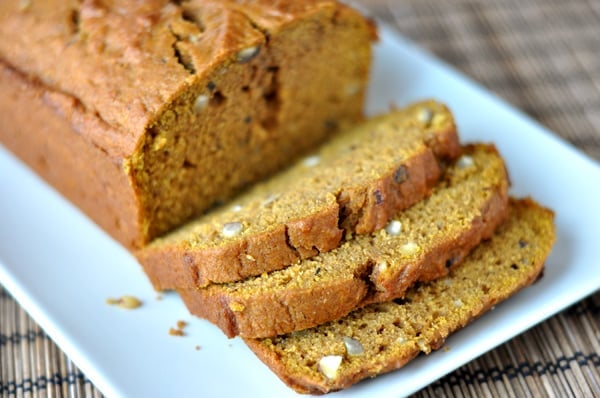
[2,1,599,397]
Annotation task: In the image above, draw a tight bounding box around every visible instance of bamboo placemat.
[1,0,599,397]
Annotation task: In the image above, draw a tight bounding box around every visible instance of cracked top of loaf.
[0,0,371,155]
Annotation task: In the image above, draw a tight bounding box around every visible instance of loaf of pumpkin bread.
[245,198,556,394]
[0,0,375,248]
[179,144,510,338]
[137,100,461,290]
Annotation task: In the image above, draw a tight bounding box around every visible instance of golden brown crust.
[140,204,343,288]
[0,62,142,247]
[243,198,556,394]
[182,277,371,339]
[0,0,374,248]
[178,144,511,338]
[0,0,355,138]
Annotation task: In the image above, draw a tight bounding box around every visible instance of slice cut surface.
[244,198,556,395]
[138,100,461,289]
[179,144,510,338]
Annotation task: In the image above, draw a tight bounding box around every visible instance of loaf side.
[0,0,375,247]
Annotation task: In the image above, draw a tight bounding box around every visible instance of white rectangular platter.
[1,25,599,397]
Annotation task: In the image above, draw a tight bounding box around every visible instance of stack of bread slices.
[135,100,556,394]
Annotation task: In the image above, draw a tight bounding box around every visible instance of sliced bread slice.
[178,144,510,338]
[244,198,556,394]
[137,100,461,290]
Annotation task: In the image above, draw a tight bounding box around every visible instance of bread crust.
[0,0,375,248]
[0,63,142,246]
[140,204,343,288]
[179,145,510,338]
[244,198,556,394]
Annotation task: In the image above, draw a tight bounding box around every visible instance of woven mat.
[2,0,599,397]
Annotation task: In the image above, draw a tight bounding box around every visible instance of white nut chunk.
[385,220,402,236]
[302,155,321,167]
[343,337,364,356]
[376,260,388,273]
[222,221,243,238]
[236,46,260,63]
[417,107,433,125]
[318,355,343,379]
[457,155,475,169]
[194,94,209,112]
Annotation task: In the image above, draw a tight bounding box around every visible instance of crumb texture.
[137,100,461,289]
[245,198,556,394]
[178,144,511,338]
